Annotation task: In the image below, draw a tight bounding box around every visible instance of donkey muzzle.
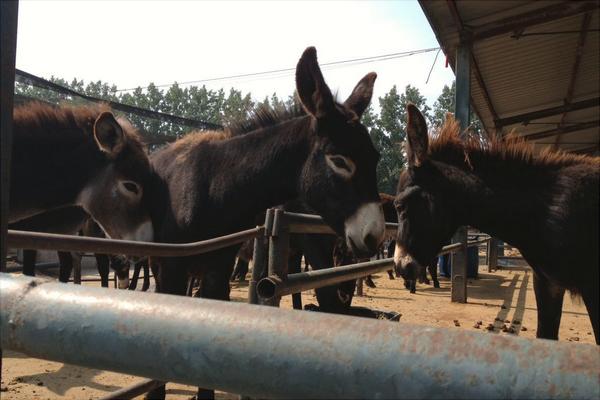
[344,202,385,257]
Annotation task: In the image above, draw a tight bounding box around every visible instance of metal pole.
[1,0,19,383]
[488,237,499,272]
[98,379,164,400]
[1,0,19,272]
[265,209,289,307]
[2,274,599,400]
[248,223,270,305]
[7,226,263,257]
[451,30,472,304]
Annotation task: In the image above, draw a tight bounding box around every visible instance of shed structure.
[420,0,599,155]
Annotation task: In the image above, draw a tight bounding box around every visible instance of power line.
[115,47,440,92]
[15,69,222,132]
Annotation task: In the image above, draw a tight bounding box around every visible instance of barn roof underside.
[420,0,599,155]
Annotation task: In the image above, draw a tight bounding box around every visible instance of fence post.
[265,209,290,307]
[248,210,273,305]
[450,29,472,304]
[488,238,499,272]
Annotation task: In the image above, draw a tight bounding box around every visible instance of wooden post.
[451,31,471,303]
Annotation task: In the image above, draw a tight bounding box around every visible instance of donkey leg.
[142,263,151,292]
[129,261,142,290]
[429,259,440,288]
[22,249,36,277]
[96,254,110,288]
[145,261,188,400]
[57,252,73,283]
[194,260,235,400]
[533,273,565,341]
[387,269,395,280]
[365,275,376,288]
[581,288,599,345]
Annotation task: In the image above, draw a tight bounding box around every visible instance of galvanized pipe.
[7,227,263,257]
[257,242,477,301]
[285,211,398,235]
[98,379,164,400]
[257,258,395,300]
[2,274,599,399]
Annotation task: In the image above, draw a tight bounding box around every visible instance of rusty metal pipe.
[284,211,398,235]
[6,227,263,257]
[257,258,395,300]
[1,274,598,399]
[257,242,475,301]
[98,379,164,400]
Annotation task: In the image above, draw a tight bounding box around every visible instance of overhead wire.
[115,47,440,92]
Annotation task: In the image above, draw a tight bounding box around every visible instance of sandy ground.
[1,255,595,399]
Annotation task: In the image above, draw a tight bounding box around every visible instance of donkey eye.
[121,181,140,195]
[325,154,356,179]
[330,156,350,171]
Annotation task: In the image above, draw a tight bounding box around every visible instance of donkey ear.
[406,103,429,166]
[295,47,335,118]
[344,72,377,118]
[94,112,125,157]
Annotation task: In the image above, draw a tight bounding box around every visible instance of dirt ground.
[1,255,595,399]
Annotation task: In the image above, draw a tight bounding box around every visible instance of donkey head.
[77,112,154,242]
[296,47,384,257]
[393,104,456,277]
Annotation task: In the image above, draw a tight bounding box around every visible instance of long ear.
[94,112,125,157]
[295,47,335,118]
[406,103,429,166]
[344,72,377,118]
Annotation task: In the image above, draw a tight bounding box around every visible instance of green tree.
[431,81,484,135]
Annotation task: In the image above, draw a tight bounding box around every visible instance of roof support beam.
[523,120,600,141]
[471,1,598,42]
[572,145,599,155]
[447,0,501,136]
[495,97,600,127]
[554,12,593,149]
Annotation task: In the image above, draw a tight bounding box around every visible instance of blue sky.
[16,0,455,108]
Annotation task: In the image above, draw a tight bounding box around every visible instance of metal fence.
[3,207,503,398]
[2,273,599,399]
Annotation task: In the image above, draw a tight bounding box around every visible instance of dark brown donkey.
[10,102,154,241]
[146,47,384,399]
[393,104,599,344]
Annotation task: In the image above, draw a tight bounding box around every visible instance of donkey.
[393,104,599,344]
[10,102,154,241]
[146,47,383,399]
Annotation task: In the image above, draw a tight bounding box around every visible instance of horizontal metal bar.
[98,379,164,400]
[257,242,477,300]
[257,257,395,299]
[285,211,398,235]
[496,97,599,127]
[468,237,491,247]
[2,274,598,399]
[6,227,264,257]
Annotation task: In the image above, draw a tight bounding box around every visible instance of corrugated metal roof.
[420,0,599,155]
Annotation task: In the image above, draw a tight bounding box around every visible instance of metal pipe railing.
[6,227,264,257]
[2,274,598,399]
[257,240,487,301]
[285,211,398,235]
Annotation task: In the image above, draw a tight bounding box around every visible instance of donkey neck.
[434,150,560,250]
[202,117,313,228]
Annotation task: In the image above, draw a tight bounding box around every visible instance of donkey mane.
[227,102,306,137]
[428,115,600,168]
[14,101,144,146]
